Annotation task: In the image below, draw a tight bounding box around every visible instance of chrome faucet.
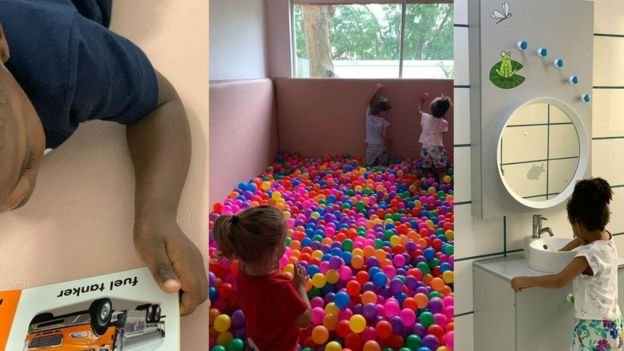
[532,215,554,238]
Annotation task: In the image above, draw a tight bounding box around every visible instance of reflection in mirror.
[498,103,580,202]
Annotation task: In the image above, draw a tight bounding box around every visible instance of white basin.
[527,237,577,273]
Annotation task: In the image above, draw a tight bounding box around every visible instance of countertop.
[473,254,624,281]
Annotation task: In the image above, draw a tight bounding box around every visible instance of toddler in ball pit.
[365,83,395,167]
[213,205,312,351]
[417,93,452,180]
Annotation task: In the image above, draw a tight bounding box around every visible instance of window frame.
[289,0,453,79]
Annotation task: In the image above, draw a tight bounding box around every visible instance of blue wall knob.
[537,48,548,57]
[517,41,528,50]
[582,94,591,103]
[553,58,564,68]
[569,75,579,84]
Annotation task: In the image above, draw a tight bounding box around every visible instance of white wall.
[0,2,209,350]
[210,0,267,80]
[455,0,624,350]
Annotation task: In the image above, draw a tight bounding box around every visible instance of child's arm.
[559,237,585,252]
[367,83,384,109]
[293,264,312,328]
[418,99,425,116]
[127,71,208,315]
[511,256,589,291]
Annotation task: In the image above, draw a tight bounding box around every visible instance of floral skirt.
[571,318,624,350]
[420,144,449,169]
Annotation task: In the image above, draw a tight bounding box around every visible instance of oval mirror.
[496,98,589,209]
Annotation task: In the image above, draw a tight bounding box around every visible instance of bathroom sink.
[527,237,577,273]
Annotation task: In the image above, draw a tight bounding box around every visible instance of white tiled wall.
[454,0,624,349]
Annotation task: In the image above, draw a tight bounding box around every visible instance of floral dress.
[571,318,624,350]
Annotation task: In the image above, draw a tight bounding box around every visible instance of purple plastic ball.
[428,297,444,314]
[231,309,245,327]
[422,335,440,350]
[390,316,404,334]
[412,323,426,337]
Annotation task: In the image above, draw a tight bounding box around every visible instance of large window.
[292,1,453,79]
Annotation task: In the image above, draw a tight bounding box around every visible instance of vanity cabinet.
[474,256,624,351]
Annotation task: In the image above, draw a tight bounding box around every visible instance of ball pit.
[209,154,454,350]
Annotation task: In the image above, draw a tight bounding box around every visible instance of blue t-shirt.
[0,0,158,148]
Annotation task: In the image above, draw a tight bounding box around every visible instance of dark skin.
[511,222,609,292]
[0,23,207,315]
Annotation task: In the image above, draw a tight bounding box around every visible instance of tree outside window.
[294,3,453,79]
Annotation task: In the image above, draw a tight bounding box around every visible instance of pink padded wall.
[209,79,278,207]
[274,79,454,160]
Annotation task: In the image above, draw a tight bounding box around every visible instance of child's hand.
[293,263,307,289]
[511,277,531,292]
[134,216,208,315]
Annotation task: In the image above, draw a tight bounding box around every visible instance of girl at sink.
[511,178,622,351]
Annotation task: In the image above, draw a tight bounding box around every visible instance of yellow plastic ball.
[443,270,454,284]
[271,191,282,200]
[312,273,326,288]
[325,302,339,315]
[312,250,324,259]
[216,331,233,345]
[326,269,340,284]
[283,264,294,275]
[437,347,450,351]
[261,181,271,191]
[445,230,454,240]
[214,314,231,332]
[349,314,366,333]
[325,341,343,351]
[311,212,321,219]
[352,248,364,257]
[390,235,401,247]
[443,175,452,184]
[428,186,436,194]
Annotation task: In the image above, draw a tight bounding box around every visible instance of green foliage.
[294,4,453,61]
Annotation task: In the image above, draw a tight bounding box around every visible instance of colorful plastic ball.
[375,320,393,340]
[349,314,367,333]
[227,338,244,351]
[428,298,444,314]
[422,334,440,350]
[400,308,416,326]
[373,272,388,287]
[415,293,429,309]
[362,340,382,351]
[311,325,330,344]
[336,320,352,338]
[419,311,435,328]
[311,307,325,325]
[323,313,339,331]
[346,280,361,296]
[335,291,350,308]
[325,341,343,351]
[430,277,445,292]
[384,299,400,318]
[212,346,226,351]
[345,333,362,350]
[406,334,422,349]
[442,270,454,284]
[217,331,233,346]
[361,291,377,304]
[231,309,245,328]
[312,273,327,288]
[444,331,454,349]
[214,314,232,333]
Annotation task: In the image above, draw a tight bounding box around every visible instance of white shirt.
[573,235,621,320]
[418,112,448,147]
[365,108,390,145]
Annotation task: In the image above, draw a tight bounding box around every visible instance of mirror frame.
[496,97,589,209]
